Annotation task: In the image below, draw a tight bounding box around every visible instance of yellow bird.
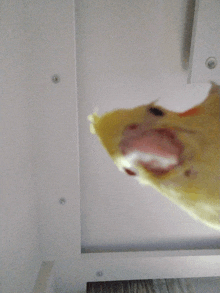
[88,82,220,230]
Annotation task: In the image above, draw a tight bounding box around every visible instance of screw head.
[52,74,60,83]
[205,57,217,69]
[96,271,103,277]
[59,198,66,205]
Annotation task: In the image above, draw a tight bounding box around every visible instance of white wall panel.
[189,0,220,83]
[2,0,220,292]
[1,2,42,292]
[75,0,220,253]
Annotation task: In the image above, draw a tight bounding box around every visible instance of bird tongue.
[122,129,182,173]
[129,129,180,158]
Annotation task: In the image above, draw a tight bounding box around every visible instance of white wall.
[1,0,78,292]
[1,0,220,292]
[76,0,220,253]
[1,2,42,292]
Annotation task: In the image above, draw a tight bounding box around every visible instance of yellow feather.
[89,83,220,230]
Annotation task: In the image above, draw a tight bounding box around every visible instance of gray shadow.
[82,236,220,253]
[181,0,196,70]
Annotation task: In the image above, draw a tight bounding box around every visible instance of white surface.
[33,262,55,293]
[53,251,220,292]
[1,0,80,292]
[1,1,43,292]
[1,1,220,292]
[189,0,220,83]
[76,0,220,253]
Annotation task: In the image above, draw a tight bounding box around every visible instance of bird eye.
[149,107,164,117]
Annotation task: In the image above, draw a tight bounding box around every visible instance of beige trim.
[33,261,55,293]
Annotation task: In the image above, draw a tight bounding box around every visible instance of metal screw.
[205,57,217,69]
[52,74,60,83]
[59,198,66,205]
[96,271,103,277]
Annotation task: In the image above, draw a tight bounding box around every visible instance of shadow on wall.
[81,236,220,253]
[181,0,196,70]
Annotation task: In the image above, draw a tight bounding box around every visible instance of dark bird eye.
[149,107,164,117]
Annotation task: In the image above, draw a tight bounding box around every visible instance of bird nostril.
[127,124,139,130]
